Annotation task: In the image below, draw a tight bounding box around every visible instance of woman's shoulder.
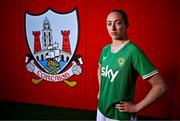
[127,41,142,52]
[102,43,111,51]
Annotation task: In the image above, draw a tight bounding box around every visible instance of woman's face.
[106,12,127,40]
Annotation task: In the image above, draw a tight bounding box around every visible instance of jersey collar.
[111,40,130,53]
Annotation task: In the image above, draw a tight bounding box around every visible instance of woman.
[97,9,167,121]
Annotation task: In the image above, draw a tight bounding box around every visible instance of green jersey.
[98,41,158,120]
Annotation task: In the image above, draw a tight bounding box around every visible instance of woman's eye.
[107,23,111,26]
[116,21,121,25]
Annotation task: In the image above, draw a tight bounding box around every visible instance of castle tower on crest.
[33,31,41,53]
[61,30,71,54]
[42,17,53,50]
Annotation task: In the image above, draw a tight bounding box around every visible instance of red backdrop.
[0,0,179,119]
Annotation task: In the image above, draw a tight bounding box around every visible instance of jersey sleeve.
[132,47,158,80]
[99,48,104,65]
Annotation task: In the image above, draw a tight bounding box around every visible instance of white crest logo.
[25,8,83,87]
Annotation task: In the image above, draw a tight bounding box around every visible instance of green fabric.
[98,41,157,120]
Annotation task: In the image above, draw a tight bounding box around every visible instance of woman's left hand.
[115,101,138,113]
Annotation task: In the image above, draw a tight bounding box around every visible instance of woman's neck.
[112,39,128,46]
[111,39,129,53]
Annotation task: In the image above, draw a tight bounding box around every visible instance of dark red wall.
[0,0,179,119]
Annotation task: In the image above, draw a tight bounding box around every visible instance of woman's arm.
[97,64,101,99]
[115,73,167,113]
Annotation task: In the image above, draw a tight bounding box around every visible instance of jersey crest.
[117,57,125,66]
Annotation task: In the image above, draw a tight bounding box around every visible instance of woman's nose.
[112,24,116,31]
